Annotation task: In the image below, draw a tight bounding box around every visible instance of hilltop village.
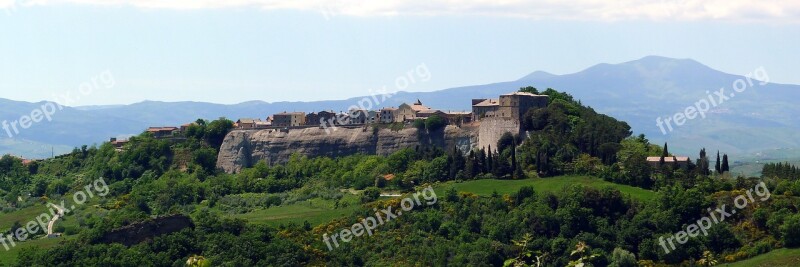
[231,91,547,130]
[120,91,686,169]
[133,91,549,146]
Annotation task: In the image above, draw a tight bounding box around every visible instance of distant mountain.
[2,56,798,159]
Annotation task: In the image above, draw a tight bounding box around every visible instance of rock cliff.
[98,214,193,246]
[216,125,478,173]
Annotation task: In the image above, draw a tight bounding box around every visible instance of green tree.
[413,119,425,130]
[519,86,539,95]
[721,154,730,173]
[424,115,447,132]
[193,147,219,173]
[609,248,636,267]
[204,117,234,148]
[449,146,465,180]
[782,214,800,247]
[425,156,450,182]
[361,187,381,203]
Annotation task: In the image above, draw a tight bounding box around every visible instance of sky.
[0,0,798,106]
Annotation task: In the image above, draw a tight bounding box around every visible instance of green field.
[435,175,657,202]
[724,248,800,267]
[229,202,360,227]
[229,176,656,228]
[0,205,49,231]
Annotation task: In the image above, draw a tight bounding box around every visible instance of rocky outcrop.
[216,125,478,173]
[98,214,193,246]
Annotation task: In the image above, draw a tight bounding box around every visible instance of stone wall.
[478,117,520,152]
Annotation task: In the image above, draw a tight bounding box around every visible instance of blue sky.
[0,0,798,105]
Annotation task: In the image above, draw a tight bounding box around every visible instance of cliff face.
[216,125,478,173]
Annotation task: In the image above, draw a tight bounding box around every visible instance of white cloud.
[3,0,799,23]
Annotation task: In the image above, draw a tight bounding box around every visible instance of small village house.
[471,98,500,120]
[146,127,179,138]
[235,118,262,129]
[380,107,397,123]
[367,110,379,124]
[348,109,369,124]
[110,137,129,151]
[180,122,197,132]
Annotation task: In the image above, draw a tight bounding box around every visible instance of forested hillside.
[1,89,799,266]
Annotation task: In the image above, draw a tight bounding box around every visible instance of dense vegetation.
[1,88,798,266]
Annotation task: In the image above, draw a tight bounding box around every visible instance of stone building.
[306,111,336,126]
[380,108,397,123]
[348,109,369,124]
[367,111,379,124]
[235,118,261,129]
[396,100,432,122]
[273,112,306,127]
[497,92,549,121]
[471,98,500,120]
[146,127,179,138]
[475,91,549,150]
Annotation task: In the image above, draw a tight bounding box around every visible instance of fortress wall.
[478,117,520,152]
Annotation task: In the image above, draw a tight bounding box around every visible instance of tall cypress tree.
[715,151,722,174]
[511,139,524,179]
[466,150,476,178]
[450,146,465,179]
[722,154,730,173]
[478,148,487,174]
[511,140,517,171]
[491,150,502,177]
[486,145,493,174]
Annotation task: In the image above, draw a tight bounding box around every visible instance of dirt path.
[46,204,65,235]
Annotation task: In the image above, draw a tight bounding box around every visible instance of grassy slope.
[224,194,362,227]
[0,196,107,265]
[230,175,655,228]
[229,203,361,227]
[435,175,657,202]
[0,237,67,266]
[0,205,48,231]
[0,176,654,265]
[226,175,656,229]
[724,248,800,267]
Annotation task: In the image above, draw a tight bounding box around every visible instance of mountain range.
[2,56,799,160]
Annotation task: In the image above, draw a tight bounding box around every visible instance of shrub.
[361,187,381,203]
[610,248,637,267]
[781,214,800,247]
[424,115,447,132]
